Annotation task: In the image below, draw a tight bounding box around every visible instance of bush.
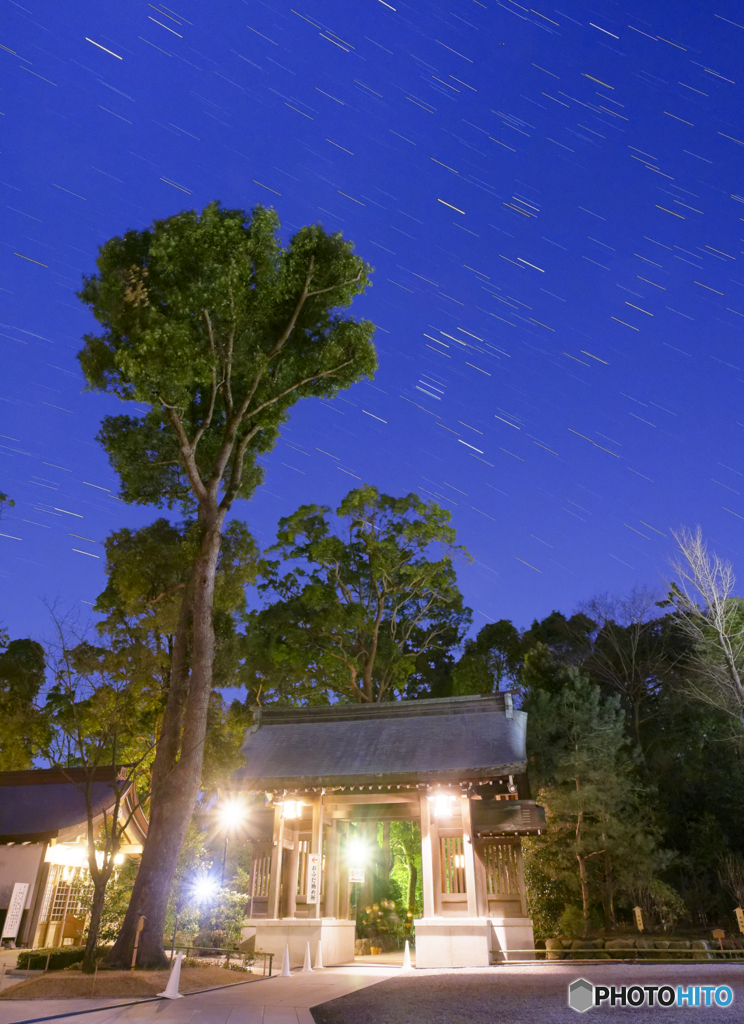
[193,929,230,954]
[16,946,113,971]
[558,905,585,939]
[17,947,85,971]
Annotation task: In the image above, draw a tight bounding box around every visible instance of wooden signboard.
[633,906,644,932]
[735,908,744,934]
[306,853,321,904]
[1,883,30,941]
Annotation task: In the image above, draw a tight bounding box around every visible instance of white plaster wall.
[243,918,355,968]
[414,916,536,967]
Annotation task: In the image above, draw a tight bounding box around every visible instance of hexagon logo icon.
[568,978,594,1013]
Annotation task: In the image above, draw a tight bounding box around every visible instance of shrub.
[16,947,85,971]
[558,905,585,939]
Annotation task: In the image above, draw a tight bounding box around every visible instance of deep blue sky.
[2,0,743,645]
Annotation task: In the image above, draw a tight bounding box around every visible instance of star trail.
[1,0,742,636]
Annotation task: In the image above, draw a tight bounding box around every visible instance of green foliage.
[525,668,661,933]
[632,879,687,933]
[451,620,523,695]
[557,904,586,939]
[16,947,96,971]
[197,886,251,947]
[523,853,573,939]
[77,201,377,512]
[243,486,471,704]
[0,637,49,768]
[165,820,209,946]
[90,517,257,796]
[79,861,138,944]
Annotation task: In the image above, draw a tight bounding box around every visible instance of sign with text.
[736,907,744,934]
[1,882,30,940]
[633,906,644,932]
[306,852,321,904]
[349,868,365,884]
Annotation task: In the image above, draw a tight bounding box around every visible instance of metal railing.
[170,944,274,976]
[496,947,744,964]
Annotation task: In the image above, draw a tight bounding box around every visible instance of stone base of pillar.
[240,918,356,968]
[413,917,535,967]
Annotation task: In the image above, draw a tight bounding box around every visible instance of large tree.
[242,487,471,704]
[77,201,376,966]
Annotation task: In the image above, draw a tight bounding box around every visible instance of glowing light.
[192,876,219,903]
[431,791,457,819]
[281,799,304,819]
[217,795,248,831]
[114,853,125,866]
[346,837,368,867]
[45,845,89,867]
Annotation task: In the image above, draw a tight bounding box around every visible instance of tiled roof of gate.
[234,694,527,789]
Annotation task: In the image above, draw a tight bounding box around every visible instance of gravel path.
[310,963,744,1023]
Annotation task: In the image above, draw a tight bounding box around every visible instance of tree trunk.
[577,853,590,938]
[82,880,108,974]
[602,850,615,931]
[407,862,418,917]
[105,516,224,969]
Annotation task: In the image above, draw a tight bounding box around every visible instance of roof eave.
[236,760,527,792]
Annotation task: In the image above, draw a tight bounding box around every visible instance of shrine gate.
[234,693,545,968]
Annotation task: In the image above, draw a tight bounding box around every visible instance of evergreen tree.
[525,671,660,935]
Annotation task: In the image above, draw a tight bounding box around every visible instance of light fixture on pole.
[216,795,249,885]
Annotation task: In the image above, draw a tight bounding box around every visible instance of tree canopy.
[242,486,471,704]
[78,201,376,512]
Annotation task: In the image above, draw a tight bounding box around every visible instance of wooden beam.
[460,793,479,918]
[419,792,436,919]
[267,803,284,920]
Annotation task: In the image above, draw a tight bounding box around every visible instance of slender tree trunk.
[407,862,418,917]
[106,517,223,969]
[577,852,590,938]
[82,880,108,973]
[602,850,615,932]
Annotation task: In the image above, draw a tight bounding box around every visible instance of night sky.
[2,0,743,646]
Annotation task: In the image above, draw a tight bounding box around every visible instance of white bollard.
[314,942,324,970]
[158,950,185,999]
[281,944,292,977]
[302,940,314,973]
[402,940,412,971]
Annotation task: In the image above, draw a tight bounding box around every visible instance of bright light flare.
[280,799,304,819]
[431,791,457,819]
[192,876,219,903]
[217,795,248,831]
[346,837,368,867]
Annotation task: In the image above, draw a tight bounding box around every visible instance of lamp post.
[216,796,249,886]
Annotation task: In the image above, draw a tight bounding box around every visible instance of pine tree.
[525,669,660,935]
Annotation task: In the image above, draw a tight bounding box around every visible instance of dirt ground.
[0,965,255,1000]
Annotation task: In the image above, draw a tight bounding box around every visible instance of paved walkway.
[0,965,399,1024]
[311,963,744,1023]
